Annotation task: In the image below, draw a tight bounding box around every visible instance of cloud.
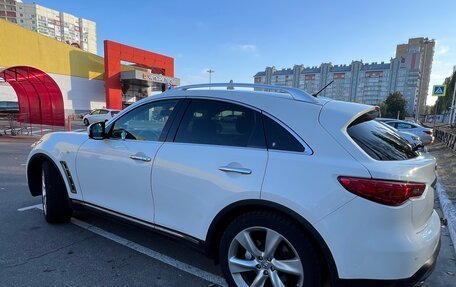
[180,74,207,85]
[436,45,449,55]
[179,68,213,85]
[234,44,257,53]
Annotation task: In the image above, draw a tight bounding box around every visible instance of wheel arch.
[27,153,64,197]
[205,199,339,284]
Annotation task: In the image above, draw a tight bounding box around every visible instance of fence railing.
[0,113,65,137]
[435,128,456,152]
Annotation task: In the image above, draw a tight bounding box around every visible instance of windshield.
[348,119,419,161]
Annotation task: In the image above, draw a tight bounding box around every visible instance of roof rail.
[175,83,319,103]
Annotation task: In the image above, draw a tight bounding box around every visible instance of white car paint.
[384,120,434,145]
[377,121,423,148]
[27,83,440,283]
[83,108,120,126]
[396,130,423,148]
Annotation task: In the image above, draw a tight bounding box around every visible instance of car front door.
[76,99,181,222]
[89,109,100,122]
[152,98,268,239]
[98,109,109,122]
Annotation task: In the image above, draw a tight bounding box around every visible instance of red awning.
[0,66,64,126]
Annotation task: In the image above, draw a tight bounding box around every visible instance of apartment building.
[0,0,97,54]
[254,38,434,116]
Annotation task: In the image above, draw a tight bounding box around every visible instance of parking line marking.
[17,204,42,211]
[18,204,228,287]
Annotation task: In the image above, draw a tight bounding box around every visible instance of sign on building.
[432,85,446,97]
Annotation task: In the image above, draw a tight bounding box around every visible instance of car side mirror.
[88,122,106,140]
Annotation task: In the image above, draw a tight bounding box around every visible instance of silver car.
[377,121,423,150]
[384,120,434,145]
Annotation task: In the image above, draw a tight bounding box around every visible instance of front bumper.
[337,236,441,287]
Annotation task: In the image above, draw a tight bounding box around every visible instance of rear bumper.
[421,135,434,145]
[337,236,441,287]
[316,197,441,281]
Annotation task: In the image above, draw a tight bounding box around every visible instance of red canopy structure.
[0,66,64,126]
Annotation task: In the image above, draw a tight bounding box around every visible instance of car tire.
[41,161,72,223]
[219,211,322,287]
[83,118,89,126]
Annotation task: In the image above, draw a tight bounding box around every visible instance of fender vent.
[60,161,77,194]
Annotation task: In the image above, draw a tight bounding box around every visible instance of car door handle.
[219,166,252,175]
[130,155,152,162]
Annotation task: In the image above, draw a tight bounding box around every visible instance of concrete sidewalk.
[425,141,456,286]
[429,142,456,205]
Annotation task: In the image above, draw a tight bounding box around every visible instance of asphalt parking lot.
[0,135,455,286]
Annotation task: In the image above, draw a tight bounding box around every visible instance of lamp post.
[206,69,214,88]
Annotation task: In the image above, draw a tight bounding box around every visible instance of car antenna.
[312,80,334,97]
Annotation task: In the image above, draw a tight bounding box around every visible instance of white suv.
[27,83,440,287]
[83,108,120,126]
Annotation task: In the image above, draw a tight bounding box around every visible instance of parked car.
[83,108,120,126]
[26,83,440,287]
[376,121,423,150]
[375,117,396,123]
[383,120,434,145]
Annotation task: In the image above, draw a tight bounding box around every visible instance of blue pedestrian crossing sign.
[432,85,446,97]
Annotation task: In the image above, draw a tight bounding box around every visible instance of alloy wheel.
[228,226,304,287]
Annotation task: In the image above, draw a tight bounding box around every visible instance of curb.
[435,179,456,256]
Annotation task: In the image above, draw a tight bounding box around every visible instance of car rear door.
[76,99,182,222]
[151,98,268,239]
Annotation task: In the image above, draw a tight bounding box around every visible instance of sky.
[33,0,456,105]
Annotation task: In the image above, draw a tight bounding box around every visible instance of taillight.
[424,130,433,135]
[338,177,426,206]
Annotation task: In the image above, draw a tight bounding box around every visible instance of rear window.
[348,119,418,160]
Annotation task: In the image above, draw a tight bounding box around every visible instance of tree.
[379,102,388,118]
[383,92,407,119]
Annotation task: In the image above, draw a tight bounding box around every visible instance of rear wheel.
[219,211,322,287]
[41,161,72,223]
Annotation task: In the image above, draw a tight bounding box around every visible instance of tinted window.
[175,99,265,148]
[385,121,396,128]
[110,100,178,141]
[263,115,304,152]
[348,120,418,160]
[396,122,414,129]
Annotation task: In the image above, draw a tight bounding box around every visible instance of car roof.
[111,83,374,131]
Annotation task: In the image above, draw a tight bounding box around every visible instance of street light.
[206,69,214,88]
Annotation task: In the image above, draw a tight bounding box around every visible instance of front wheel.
[41,161,72,223]
[219,211,322,287]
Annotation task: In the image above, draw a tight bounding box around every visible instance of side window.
[396,122,412,129]
[175,99,265,148]
[90,110,99,115]
[99,109,109,115]
[263,115,304,152]
[110,100,178,141]
[386,122,396,128]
